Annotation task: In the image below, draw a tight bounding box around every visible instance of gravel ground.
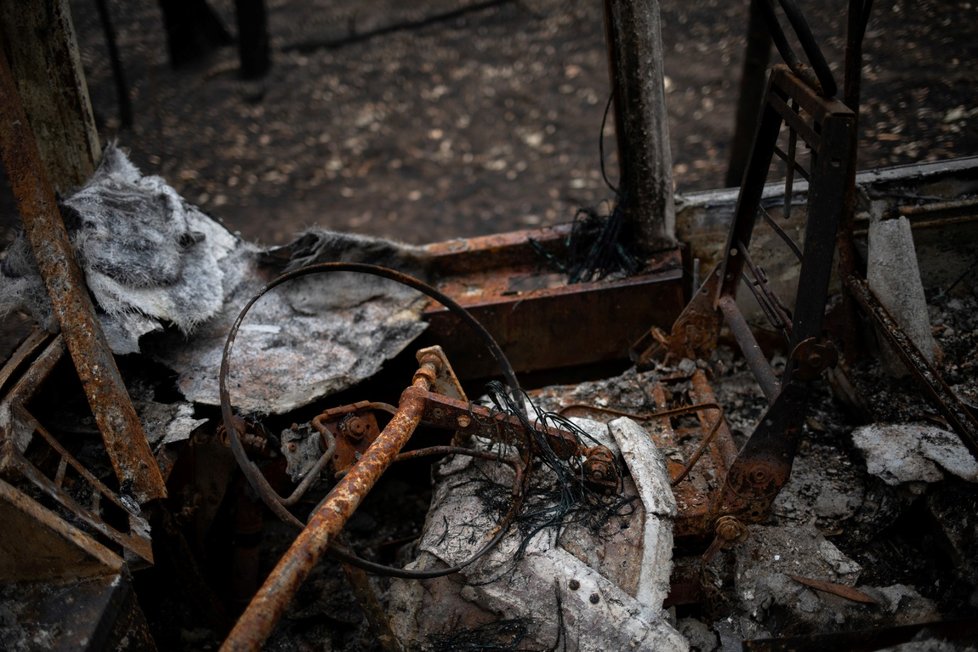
[2,0,965,247]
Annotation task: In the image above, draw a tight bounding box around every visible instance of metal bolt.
[456,414,472,429]
[569,579,580,591]
[715,515,747,543]
[589,593,600,604]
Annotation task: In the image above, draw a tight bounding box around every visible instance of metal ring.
[219,262,528,578]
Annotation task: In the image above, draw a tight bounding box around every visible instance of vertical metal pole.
[603,0,676,255]
[725,0,773,188]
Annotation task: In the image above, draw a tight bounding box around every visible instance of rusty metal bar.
[221,364,434,651]
[0,47,165,503]
[847,277,978,458]
[717,295,781,402]
[727,0,773,187]
[602,0,675,254]
[689,370,738,474]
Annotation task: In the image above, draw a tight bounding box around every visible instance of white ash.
[852,422,978,486]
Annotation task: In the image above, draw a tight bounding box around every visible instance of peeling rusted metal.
[425,246,685,379]
[221,373,432,651]
[0,47,165,503]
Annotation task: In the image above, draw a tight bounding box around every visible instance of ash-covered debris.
[852,423,978,486]
[388,413,686,651]
[0,145,432,414]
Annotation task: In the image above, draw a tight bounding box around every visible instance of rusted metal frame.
[0,49,166,503]
[726,0,773,188]
[738,246,792,341]
[756,0,837,97]
[783,101,800,218]
[0,329,52,396]
[602,0,676,254]
[689,370,738,477]
[847,277,978,458]
[739,273,788,344]
[1,410,153,565]
[781,108,855,386]
[222,373,432,651]
[758,204,803,261]
[708,380,809,524]
[772,146,812,183]
[0,476,125,580]
[718,74,786,298]
[423,254,685,378]
[769,92,820,152]
[3,335,66,415]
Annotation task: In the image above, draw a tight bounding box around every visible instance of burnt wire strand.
[529,94,641,283]
[485,382,634,560]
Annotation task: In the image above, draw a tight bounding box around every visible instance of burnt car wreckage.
[1,1,978,650]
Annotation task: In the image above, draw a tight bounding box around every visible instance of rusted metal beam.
[726,0,773,188]
[0,48,166,503]
[847,277,978,458]
[603,0,676,254]
[221,360,435,651]
[0,0,99,191]
[425,247,685,378]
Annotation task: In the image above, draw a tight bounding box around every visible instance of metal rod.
[727,0,773,187]
[847,277,978,458]
[758,204,803,261]
[0,50,166,503]
[221,366,434,651]
[717,295,781,402]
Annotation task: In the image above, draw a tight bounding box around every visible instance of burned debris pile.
[2,1,978,650]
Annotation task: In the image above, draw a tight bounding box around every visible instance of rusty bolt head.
[340,416,368,441]
[748,468,770,485]
[456,414,472,429]
[715,515,747,543]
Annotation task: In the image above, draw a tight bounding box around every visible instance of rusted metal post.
[726,0,773,188]
[0,49,166,504]
[221,360,435,651]
[0,0,100,191]
[603,0,676,255]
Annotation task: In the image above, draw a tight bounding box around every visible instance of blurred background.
[3,0,977,247]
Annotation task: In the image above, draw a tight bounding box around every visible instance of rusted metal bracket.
[0,47,165,504]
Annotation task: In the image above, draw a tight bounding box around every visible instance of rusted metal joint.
[714,515,748,545]
[218,415,269,457]
[789,336,838,381]
[582,446,620,493]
